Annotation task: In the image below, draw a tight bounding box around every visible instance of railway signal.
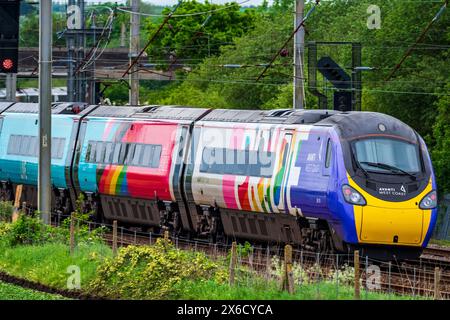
[0,0,20,74]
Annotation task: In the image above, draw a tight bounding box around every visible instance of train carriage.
[74,105,210,232]
[0,103,438,259]
[0,102,94,213]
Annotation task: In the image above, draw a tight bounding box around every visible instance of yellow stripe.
[109,166,123,195]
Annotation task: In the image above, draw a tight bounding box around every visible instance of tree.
[145,0,257,68]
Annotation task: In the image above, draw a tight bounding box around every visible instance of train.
[0,102,438,259]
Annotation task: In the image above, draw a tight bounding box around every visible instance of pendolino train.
[0,102,438,259]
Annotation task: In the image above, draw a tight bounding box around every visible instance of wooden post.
[354,250,360,300]
[265,246,271,282]
[112,220,118,256]
[69,213,75,255]
[12,185,23,222]
[164,230,169,242]
[284,245,294,294]
[434,267,441,300]
[229,241,237,286]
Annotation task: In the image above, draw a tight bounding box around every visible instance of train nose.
[358,206,423,245]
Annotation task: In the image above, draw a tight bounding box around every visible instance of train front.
[331,112,438,260]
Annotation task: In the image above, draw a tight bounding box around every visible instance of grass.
[0,281,67,300]
[0,242,111,290]
[0,241,420,300]
[430,239,450,247]
[176,279,418,300]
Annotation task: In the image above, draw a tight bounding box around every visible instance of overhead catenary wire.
[385,0,448,81]
[117,0,250,18]
[256,0,320,82]
[121,0,183,79]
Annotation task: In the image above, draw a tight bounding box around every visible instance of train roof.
[2,102,96,116]
[87,105,211,122]
[199,108,341,124]
[0,102,14,114]
[319,111,418,141]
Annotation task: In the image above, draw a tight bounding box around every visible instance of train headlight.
[342,184,366,206]
[419,190,437,210]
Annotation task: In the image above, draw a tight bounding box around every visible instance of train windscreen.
[353,138,420,174]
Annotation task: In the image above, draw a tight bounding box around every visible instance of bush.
[88,239,227,299]
[0,201,13,222]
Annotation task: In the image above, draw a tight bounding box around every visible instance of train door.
[276,130,294,213]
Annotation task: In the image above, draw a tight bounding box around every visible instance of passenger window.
[95,142,104,163]
[112,143,121,164]
[325,138,332,168]
[7,135,19,155]
[125,144,136,165]
[132,144,143,165]
[31,136,39,157]
[104,142,113,164]
[151,145,162,168]
[85,142,92,162]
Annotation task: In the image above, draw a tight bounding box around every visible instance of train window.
[125,144,136,165]
[7,135,20,155]
[325,139,332,168]
[7,135,65,159]
[142,145,153,167]
[19,135,30,156]
[83,141,161,168]
[151,145,162,168]
[95,142,104,163]
[30,136,39,157]
[90,141,98,162]
[51,138,66,159]
[85,143,92,162]
[112,143,122,164]
[104,142,114,164]
[200,147,274,177]
[132,144,143,165]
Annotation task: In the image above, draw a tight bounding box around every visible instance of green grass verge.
[0,242,422,300]
[176,279,418,300]
[0,281,67,300]
[0,242,111,290]
[430,239,450,247]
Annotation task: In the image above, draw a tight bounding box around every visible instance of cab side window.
[325,138,332,168]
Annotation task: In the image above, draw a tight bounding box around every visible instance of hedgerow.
[88,239,228,299]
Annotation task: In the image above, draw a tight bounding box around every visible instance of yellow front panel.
[360,207,423,245]
[347,175,433,246]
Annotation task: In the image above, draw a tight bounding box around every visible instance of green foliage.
[88,239,226,299]
[0,242,111,290]
[0,194,105,248]
[0,281,68,300]
[0,215,64,247]
[145,0,257,67]
[431,83,450,194]
[0,201,13,222]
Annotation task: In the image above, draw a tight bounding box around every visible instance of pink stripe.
[222,127,245,209]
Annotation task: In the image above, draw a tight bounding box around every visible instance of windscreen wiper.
[359,161,417,181]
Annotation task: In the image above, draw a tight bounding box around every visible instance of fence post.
[112,220,118,256]
[229,241,237,286]
[354,250,360,300]
[164,230,169,242]
[265,245,271,282]
[69,213,75,255]
[284,244,294,294]
[11,185,23,222]
[434,267,441,300]
[336,254,339,299]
